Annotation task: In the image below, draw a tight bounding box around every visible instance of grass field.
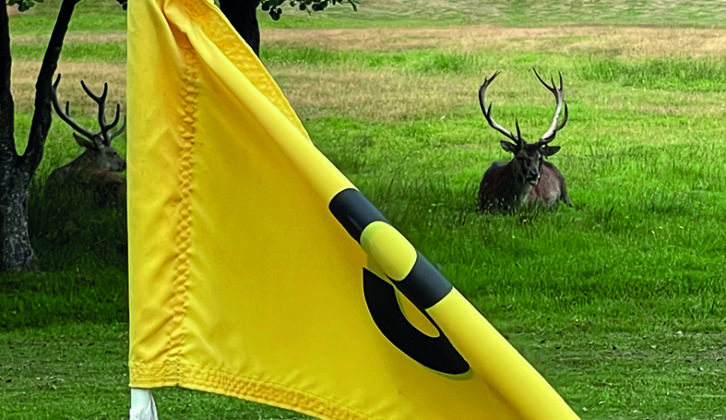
[2,0,726,418]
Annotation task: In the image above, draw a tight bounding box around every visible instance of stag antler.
[478,71,521,146]
[79,79,126,145]
[51,74,127,149]
[533,68,568,145]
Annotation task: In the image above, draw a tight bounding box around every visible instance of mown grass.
[2,0,726,419]
[7,0,126,34]
[10,41,126,61]
[262,0,726,29]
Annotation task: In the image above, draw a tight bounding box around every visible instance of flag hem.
[130,361,372,420]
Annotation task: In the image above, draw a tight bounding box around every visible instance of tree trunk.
[0,165,36,271]
[0,0,80,271]
[218,0,261,56]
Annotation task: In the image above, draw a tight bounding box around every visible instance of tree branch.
[21,0,82,175]
[0,4,17,165]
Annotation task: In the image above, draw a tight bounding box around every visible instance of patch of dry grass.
[272,67,476,121]
[11,61,126,116]
[263,25,726,59]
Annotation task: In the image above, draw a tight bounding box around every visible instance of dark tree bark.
[218,0,261,56]
[0,0,81,271]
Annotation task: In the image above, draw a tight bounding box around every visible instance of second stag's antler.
[51,74,127,150]
[478,69,568,147]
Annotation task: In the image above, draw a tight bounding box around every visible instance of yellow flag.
[127,0,579,418]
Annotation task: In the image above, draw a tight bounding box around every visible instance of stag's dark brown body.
[476,69,573,213]
[479,160,571,212]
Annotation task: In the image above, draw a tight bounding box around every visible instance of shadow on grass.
[0,184,128,330]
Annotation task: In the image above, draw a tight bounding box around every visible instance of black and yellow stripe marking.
[330,188,469,375]
[330,189,454,311]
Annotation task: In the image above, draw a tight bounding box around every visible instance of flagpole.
[129,388,158,420]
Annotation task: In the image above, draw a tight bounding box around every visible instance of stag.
[46,74,127,207]
[477,69,573,213]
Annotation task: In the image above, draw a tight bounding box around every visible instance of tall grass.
[263,47,483,74]
[583,57,726,92]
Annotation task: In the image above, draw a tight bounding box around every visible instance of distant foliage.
[6,0,42,12]
[261,0,358,20]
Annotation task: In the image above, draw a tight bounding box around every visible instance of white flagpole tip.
[129,388,158,420]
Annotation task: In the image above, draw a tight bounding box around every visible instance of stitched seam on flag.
[181,0,310,140]
[174,361,375,420]
[128,362,370,419]
[128,361,181,388]
[166,27,199,374]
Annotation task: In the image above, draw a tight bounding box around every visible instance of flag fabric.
[127,0,579,418]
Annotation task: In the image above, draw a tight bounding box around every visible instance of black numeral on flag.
[363,269,470,375]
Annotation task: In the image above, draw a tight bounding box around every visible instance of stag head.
[479,69,568,186]
[51,74,127,172]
